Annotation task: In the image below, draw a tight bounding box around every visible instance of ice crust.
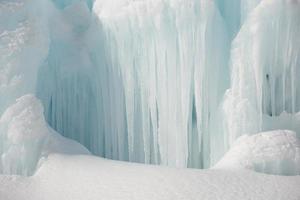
[0,0,300,176]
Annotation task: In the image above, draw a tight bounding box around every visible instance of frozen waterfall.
[0,0,300,175]
[94,0,230,167]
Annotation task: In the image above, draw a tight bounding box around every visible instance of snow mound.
[214,130,300,175]
[0,94,89,176]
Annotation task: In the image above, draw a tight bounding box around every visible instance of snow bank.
[0,154,300,200]
[214,130,300,175]
[0,95,89,176]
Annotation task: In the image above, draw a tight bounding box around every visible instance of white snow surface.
[0,154,299,200]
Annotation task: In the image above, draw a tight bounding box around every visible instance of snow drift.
[215,130,300,175]
[1,153,300,200]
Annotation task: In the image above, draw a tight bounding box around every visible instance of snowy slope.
[0,154,299,200]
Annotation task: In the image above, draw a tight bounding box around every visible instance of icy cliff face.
[0,0,300,175]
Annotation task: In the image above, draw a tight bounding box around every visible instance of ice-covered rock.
[214,130,300,175]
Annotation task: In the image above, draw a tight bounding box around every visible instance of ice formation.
[214,130,300,175]
[223,0,300,145]
[0,0,300,175]
[0,0,50,115]
[94,0,230,168]
[0,95,89,176]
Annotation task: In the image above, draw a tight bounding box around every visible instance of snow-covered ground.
[0,154,299,200]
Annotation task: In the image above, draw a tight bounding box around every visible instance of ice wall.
[35,0,130,161]
[0,0,50,115]
[223,0,300,146]
[91,0,300,168]
[0,0,93,175]
[215,0,261,39]
[36,0,231,168]
[94,0,230,168]
[51,0,94,10]
[36,0,100,153]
